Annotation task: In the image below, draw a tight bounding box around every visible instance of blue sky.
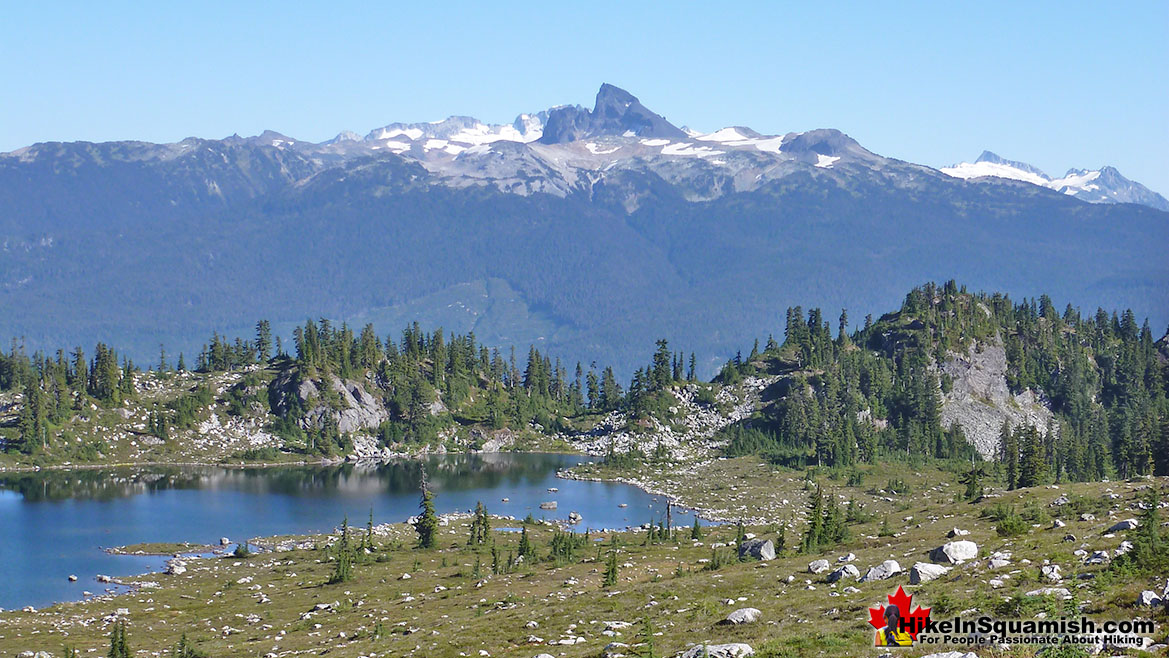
[3,1,1166,193]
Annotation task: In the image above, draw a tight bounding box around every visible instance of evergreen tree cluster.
[717,281,1169,484]
[0,341,138,454]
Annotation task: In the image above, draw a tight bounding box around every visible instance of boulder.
[808,559,831,574]
[720,608,761,625]
[602,642,629,658]
[930,540,978,565]
[946,528,970,538]
[679,644,754,658]
[859,560,901,583]
[826,564,860,583]
[909,562,951,584]
[1137,590,1163,607]
[1084,551,1110,565]
[1052,519,1066,528]
[1025,587,1071,599]
[837,552,856,562]
[220,537,231,546]
[1040,564,1061,582]
[1107,519,1138,533]
[738,539,775,561]
[165,559,187,576]
[568,511,583,524]
[540,501,557,510]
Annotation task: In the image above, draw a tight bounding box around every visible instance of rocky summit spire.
[538,84,686,144]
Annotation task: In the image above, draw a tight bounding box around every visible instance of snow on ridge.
[691,128,783,155]
[640,138,671,147]
[371,126,425,141]
[1050,169,1101,194]
[585,143,620,155]
[752,137,784,154]
[940,161,1050,187]
[661,143,724,157]
[942,160,1116,198]
[815,154,840,168]
[367,115,543,153]
[696,127,752,143]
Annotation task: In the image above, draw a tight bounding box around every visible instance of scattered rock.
[568,511,583,524]
[1084,551,1110,565]
[931,540,978,565]
[1052,519,1066,528]
[1137,590,1163,607]
[826,564,860,583]
[679,643,754,658]
[166,559,187,575]
[946,528,970,538]
[1106,519,1138,533]
[720,608,761,625]
[1025,587,1071,599]
[1040,565,1061,582]
[859,560,901,583]
[738,539,775,561]
[808,559,831,574]
[909,562,951,584]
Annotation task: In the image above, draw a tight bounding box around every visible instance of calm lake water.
[0,453,685,610]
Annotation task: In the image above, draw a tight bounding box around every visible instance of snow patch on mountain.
[942,152,1168,210]
[940,160,1050,187]
[1050,169,1100,193]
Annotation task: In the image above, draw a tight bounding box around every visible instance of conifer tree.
[414,470,438,549]
[603,549,619,587]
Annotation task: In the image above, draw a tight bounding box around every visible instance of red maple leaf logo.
[867,586,931,641]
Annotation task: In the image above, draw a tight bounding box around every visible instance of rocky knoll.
[939,339,1055,459]
[269,369,388,433]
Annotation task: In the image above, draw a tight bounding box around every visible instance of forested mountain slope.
[2,86,1166,375]
[2,283,1165,489]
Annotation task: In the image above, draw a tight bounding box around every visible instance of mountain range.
[941,151,1169,211]
[1,84,1166,375]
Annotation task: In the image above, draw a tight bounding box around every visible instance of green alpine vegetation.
[715,280,1168,483]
